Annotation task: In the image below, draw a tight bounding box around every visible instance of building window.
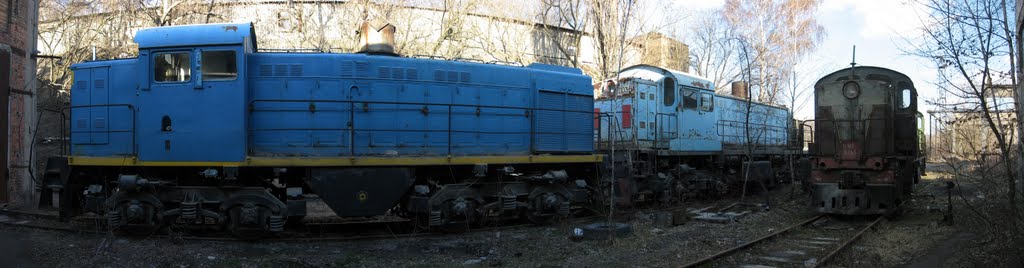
[154,52,191,82]
[202,50,237,81]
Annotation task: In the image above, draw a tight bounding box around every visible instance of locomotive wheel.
[225,203,278,240]
[525,193,568,225]
[107,192,164,236]
[659,180,686,205]
[221,193,287,240]
[432,199,480,232]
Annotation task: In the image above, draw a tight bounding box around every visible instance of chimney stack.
[731,81,749,99]
[356,22,397,55]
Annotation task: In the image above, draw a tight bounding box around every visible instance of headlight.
[842,82,860,99]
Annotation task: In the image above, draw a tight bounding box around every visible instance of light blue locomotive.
[594,65,801,204]
[43,23,601,237]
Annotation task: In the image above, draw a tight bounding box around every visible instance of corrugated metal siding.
[535,90,566,152]
[566,94,594,152]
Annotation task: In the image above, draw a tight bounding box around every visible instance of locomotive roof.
[814,66,913,87]
[134,22,257,49]
[617,64,714,91]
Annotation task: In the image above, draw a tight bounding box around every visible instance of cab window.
[898,82,913,109]
[700,93,714,112]
[154,52,191,82]
[663,77,675,106]
[681,88,698,109]
[202,50,238,81]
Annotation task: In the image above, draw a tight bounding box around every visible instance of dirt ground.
[1,173,1018,267]
[829,169,1024,268]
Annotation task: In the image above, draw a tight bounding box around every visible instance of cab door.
[137,47,246,162]
[634,81,657,146]
[673,87,718,152]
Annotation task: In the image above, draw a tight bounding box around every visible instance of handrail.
[60,104,137,156]
[715,119,788,146]
[593,113,617,151]
[654,112,678,149]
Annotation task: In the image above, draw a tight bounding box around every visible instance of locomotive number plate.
[840,141,861,160]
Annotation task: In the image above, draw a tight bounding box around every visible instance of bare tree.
[723,0,825,105]
[908,0,1021,232]
[687,9,742,94]
[719,0,823,206]
[140,0,227,26]
[468,1,534,64]
[536,0,587,67]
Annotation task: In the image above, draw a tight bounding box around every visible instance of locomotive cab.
[133,23,254,162]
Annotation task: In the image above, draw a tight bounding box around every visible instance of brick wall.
[2,0,35,207]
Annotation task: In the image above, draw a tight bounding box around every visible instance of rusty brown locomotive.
[809,66,925,215]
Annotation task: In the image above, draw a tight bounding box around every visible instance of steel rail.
[680,214,825,268]
[812,215,884,268]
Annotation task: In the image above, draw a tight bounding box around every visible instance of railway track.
[682,214,884,268]
[0,209,555,242]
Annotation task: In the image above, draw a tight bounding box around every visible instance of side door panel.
[89,68,109,144]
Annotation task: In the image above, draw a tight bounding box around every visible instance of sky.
[676,0,936,120]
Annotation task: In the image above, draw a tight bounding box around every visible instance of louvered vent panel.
[76,81,87,91]
[340,61,354,77]
[355,62,369,77]
[94,80,105,89]
[274,64,288,76]
[406,69,418,80]
[94,118,106,129]
[259,65,273,76]
[460,72,470,83]
[391,68,404,80]
[447,71,458,82]
[378,67,390,79]
[434,70,445,81]
[290,64,303,76]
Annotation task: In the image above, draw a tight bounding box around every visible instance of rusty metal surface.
[811,183,899,215]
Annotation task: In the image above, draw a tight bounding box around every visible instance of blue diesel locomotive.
[41,23,601,237]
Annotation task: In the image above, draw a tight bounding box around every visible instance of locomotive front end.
[810,66,921,215]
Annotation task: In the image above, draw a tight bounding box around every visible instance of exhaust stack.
[356,22,397,55]
[731,81,749,99]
